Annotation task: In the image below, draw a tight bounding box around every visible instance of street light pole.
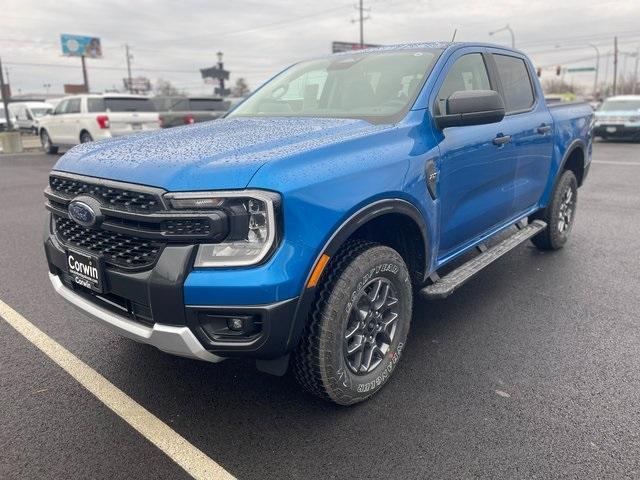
[589,43,600,97]
[489,24,515,48]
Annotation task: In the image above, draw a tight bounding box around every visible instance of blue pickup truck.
[44,42,593,405]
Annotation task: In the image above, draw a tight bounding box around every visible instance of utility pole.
[81,55,89,93]
[633,46,639,95]
[351,0,370,48]
[613,36,618,96]
[217,51,225,96]
[589,43,600,97]
[125,44,133,94]
[359,0,364,47]
[0,57,13,131]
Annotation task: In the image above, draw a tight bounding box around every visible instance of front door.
[434,50,520,261]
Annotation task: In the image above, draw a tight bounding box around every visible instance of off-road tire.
[293,240,413,405]
[40,130,58,154]
[530,169,578,250]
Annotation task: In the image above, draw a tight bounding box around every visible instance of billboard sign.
[200,67,230,81]
[332,41,381,53]
[61,34,102,58]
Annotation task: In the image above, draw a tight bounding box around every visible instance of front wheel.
[80,131,93,143]
[40,130,58,154]
[530,169,578,250]
[293,240,413,405]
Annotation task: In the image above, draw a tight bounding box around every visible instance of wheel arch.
[285,198,430,352]
[559,139,587,187]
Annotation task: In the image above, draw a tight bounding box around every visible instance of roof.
[331,41,523,56]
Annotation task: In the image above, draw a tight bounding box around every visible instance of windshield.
[599,100,640,112]
[228,49,442,123]
[88,97,157,112]
[31,107,51,118]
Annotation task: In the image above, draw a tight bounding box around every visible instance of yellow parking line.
[0,299,235,480]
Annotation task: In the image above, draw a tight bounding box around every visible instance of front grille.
[162,218,212,236]
[54,215,164,269]
[50,175,162,213]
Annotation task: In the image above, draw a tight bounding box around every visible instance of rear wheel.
[293,240,413,405]
[530,169,578,250]
[40,130,58,154]
[80,131,93,143]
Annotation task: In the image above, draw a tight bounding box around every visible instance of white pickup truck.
[38,93,160,154]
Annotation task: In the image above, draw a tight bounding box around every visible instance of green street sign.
[566,67,596,72]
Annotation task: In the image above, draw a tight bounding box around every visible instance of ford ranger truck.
[44,42,593,405]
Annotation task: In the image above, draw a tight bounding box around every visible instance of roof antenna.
[451,29,457,42]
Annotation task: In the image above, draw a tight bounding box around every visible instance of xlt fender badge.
[425,159,438,200]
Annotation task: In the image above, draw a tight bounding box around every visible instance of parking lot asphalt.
[1,142,639,480]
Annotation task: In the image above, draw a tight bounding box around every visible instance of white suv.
[38,93,160,154]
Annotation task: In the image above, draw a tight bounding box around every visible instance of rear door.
[434,49,520,260]
[102,97,160,135]
[60,97,82,144]
[488,50,553,213]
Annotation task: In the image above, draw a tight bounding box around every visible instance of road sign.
[200,67,230,81]
[332,41,381,53]
[123,77,152,93]
[566,67,596,73]
[61,34,102,58]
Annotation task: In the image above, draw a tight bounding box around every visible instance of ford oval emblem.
[68,199,100,227]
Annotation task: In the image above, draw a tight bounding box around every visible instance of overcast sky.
[1,0,639,96]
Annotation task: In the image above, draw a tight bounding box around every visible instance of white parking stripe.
[0,299,235,480]
[592,161,640,166]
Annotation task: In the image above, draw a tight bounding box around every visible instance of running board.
[421,220,547,300]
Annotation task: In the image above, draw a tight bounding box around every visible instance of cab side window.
[437,53,491,114]
[54,100,68,115]
[493,54,535,113]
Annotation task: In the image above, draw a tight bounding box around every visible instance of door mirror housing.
[435,90,505,129]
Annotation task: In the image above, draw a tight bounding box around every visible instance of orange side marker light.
[307,254,330,288]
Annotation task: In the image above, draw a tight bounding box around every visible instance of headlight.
[164,190,280,267]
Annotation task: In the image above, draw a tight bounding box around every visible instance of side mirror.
[435,90,505,129]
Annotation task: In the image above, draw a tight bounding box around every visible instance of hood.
[53,116,382,191]
[595,110,640,119]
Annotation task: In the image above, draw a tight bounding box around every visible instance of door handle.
[537,124,551,134]
[493,134,512,146]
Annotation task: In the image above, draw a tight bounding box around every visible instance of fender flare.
[285,198,430,351]
[557,139,587,186]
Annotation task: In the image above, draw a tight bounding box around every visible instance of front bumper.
[49,272,223,362]
[45,231,302,361]
[594,124,640,139]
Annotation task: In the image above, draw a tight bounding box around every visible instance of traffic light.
[556,65,562,76]
[537,68,542,77]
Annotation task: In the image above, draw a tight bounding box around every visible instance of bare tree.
[154,79,181,96]
[231,78,250,97]
[542,79,583,95]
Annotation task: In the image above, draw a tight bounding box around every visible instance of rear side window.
[437,53,491,114]
[87,98,105,113]
[494,54,535,113]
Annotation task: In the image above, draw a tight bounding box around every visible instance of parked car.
[9,101,54,134]
[44,42,593,405]
[153,96,230,128]
[0,105,18,132]
[594,95,640,141]
[38,94,160,153]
